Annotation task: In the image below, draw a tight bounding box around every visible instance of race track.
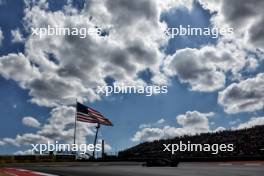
[1,162,264,176]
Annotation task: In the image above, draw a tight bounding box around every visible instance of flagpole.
[74,99,77,145]
[92,123,100,159]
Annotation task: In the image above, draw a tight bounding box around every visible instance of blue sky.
[0,0,263,154]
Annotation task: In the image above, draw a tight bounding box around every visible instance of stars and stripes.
[76,102,113,126]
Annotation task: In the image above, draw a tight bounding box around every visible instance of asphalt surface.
[1,162,264,176]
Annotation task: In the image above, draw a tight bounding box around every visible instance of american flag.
[76,102,113,126]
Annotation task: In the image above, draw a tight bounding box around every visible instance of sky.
[0,0,264,155]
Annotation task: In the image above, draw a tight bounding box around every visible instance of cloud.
[139,118,166,129]
[0,106,95,147]
[27,74,97,107]
[198,0,221,12]
[164,48,224,92]
[161,0,261,94]
[22,116,41,128]
[221,0,263,27]
[11,29,25,43]
[157,118,165,124]
[246,57,259,71]
[157,0,193,11]
[0,0,169,107]
[104,0,158,26]
[214,126,226,132]
[13,104,17,109]
[0,28,3,46]
[0,0,256,108]
[176,111,213,131]
[229,118,241,126]
[132,128,165,142]
[2,133,52,147]
[199,0,264,114]
[164,44,246,91]
[2,137,22,147]
[0,140,4,146]
[201,0,264,51]
[0,53,39,86]
[131,111,214,142]
[237,116,264,129]
[0,0,261,107]
[14,149,34,155]
[132,111,263,142]
[218,73,264,114]
[37,106,94,145]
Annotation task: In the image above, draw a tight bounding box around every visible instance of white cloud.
[37,106,94,145]
[0,106,95,147]
[157,118,165,124]
[220,0,264,51]
[198,0,221,12]
[229,118,241,126]
[132,128,165,142]
[176,111,213,131]
[0,0,257,108]
[164,43,246,92]
[0,0,170,107]
[237,116,264,129]
[13,104,17,109]
[0,140,4,146]
[2,137,19,147]
[0,53,40,86]
[246,58,259,71]
[3,134,50,147]
[139,118,166,129]
[14,149,34,155]
[218,73,264,114]
[132,111,214,142]
[214,126,226,132]
[0,28,4,46]
[22,116,41,128]
[132,111,264,142]
[200,0,264,52]
[202,0,264,115]
[11,29,25,43]
[157,0,193,12]
[139,123,151,129]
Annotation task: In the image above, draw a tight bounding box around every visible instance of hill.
[118,125,264,161]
